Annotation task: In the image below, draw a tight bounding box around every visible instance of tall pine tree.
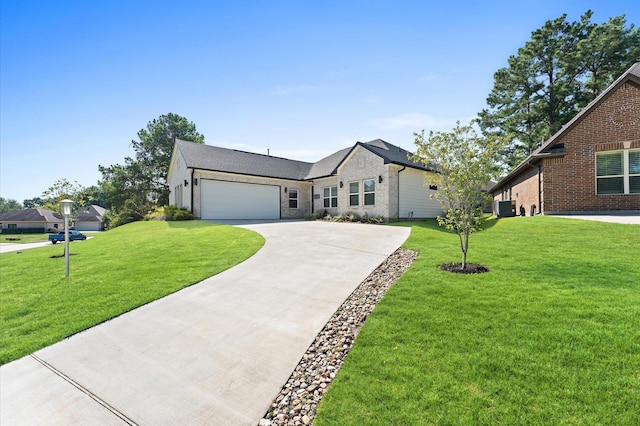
[479,10,640,169]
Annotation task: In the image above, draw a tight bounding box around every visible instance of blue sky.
[2,0,638,202]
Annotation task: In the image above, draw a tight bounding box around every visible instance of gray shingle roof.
[0,208,63,222]
[357,139,434,171]
[305,147,351,179]
[176,140,313,180]
[175,138,432,181]
[76,205,106,223]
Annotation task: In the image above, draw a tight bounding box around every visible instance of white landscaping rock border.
[260,247,419,426]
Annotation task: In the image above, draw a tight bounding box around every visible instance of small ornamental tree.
[412,121,500,270]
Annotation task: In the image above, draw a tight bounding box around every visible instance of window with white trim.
[288,189,298,208]
[349,182,359,206]
[363,179,375,205]
[323,186,338,208]
[596,149,640,195]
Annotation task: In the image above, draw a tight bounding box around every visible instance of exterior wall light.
[378,175,383,183]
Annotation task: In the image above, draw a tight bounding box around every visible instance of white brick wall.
[336,146,389,219]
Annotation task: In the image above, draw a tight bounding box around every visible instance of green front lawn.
[0,221,264,365]
[316,217,640,425]
[1,233,51,243]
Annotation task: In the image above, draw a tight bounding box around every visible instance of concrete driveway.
[554,214,640,224]
[1,221,410,425]
[0,241,52,253]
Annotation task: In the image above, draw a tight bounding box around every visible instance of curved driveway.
[1,221,410,425]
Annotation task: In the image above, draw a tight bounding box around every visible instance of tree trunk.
[458,230,470,270]
[461,230,470,270]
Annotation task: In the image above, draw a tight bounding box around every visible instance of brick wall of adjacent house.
[496,166,541,216]
[543,80,640,213]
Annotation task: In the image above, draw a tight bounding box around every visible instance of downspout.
[311,183,314,215]
[537,164,542,214]
[397,166,406,222]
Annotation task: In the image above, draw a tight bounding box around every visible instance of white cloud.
[378,113,458,131]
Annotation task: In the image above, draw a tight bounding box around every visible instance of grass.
[0,220,264,365]
[315,217,640,425]
[1,233,51,243]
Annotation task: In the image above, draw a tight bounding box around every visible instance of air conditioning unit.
[496,200,516,217]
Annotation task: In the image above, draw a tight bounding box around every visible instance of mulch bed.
[439,263,490,274]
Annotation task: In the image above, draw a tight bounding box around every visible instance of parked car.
[49,230,87,244]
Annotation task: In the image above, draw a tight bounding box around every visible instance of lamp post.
[61,199,73,277]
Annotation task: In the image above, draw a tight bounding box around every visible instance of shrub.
[320,212,385,224]
[304,212,323,221]
[144,205,194,222]
[104,210,143,229]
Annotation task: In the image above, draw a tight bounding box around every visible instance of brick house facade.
[492,63,640,215]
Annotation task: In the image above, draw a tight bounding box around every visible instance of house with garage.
[167,138,443,221]
[74,205,107,231]
[0,208,64,233]
[491,62,640,216]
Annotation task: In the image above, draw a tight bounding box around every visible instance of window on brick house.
[349,182,359,206]
[288,189,298,208]
[363,179,375,205]
[323,186,338,208]
[596,149,640,195]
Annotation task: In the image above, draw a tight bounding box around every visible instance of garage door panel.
[201,180,280,220]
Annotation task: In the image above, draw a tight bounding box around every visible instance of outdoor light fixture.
[284,187,287,193]
[60,199,73,278]
[194,178,198,185]
[340,181,343,188]
[378,175,383,183]
[184,179,189,186]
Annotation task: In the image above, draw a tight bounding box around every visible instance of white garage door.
[201,180,280,220]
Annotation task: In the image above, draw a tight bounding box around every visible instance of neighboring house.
[0,208,64,233]
[168,138,443,221]
[491,62,640,216]
[74,205,107,231]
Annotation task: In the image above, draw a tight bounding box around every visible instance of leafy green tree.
[479,10,640,169]
[98,162,151,227]
[40,179,86,212]
[131,113,204,206]
[0,197,23,214]
[412,121,499,270]
[77,185,107,208]
[23,197,44,209]
[99,113,204,227]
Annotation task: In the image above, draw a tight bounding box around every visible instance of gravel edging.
[259,247,419,426]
